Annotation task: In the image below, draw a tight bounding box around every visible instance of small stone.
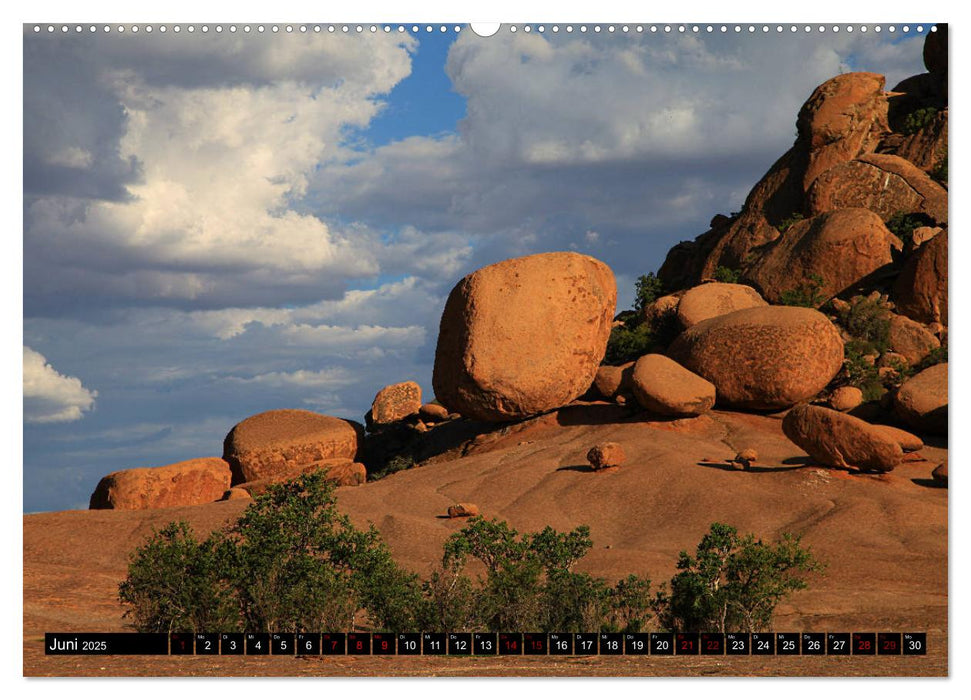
[419,403,450,422]
[447,503,480,518]
[932,461,947,485]
[829,386,864,412]
[731,448,758,470]
[586,442,627,470]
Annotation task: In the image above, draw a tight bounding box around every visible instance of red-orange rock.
[807,154,948,224]
[895,363,947,435]
[878,109,948,173]
[371,381,422,425]
[419,403,450,422]
[782,404,903,472]
[932,461,947,484]
[593,362,634,399]
[829,386,864,412]
[89,457,232,510]
[586,442,627,470]
[675,282,767,329]
[631,354,715,416]
[668,306,844,410]
[221,487,253,501]
[747,209,900,305]
[235,460,367,496]
[888,314,940,365]
[433,252,616,421]
[870,424,924,453]
[447,503,480,518]
[894,231,948,324]
[796,73,891,191]
[659,73,890,290]
[223,409,361,484]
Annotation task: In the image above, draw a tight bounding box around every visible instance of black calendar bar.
[43,632,929,655]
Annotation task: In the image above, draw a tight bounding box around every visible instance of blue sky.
[22,24,928,512]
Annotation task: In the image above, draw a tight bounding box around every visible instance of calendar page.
[22,19,948,679]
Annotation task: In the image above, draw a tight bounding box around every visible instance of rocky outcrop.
[668,306,844,410]
[587,442,627,470]
[895,363,948,435]
[878,109,948,173]
[223,409,362,485]
[89,457,232,510]
[432,252,616,422]
[659,73,890,289]
[746,208,901,305]
[370,381,422,426]
[782,404,903,472]
[675,282,767,329]
[630,354,715,416]
[893,231,948,324]
[806,154,947,224]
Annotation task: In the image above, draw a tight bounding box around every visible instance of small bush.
[837,297,891,354]
[901,107,938,135]
[369,454,416,482]
[713,266,741,284]
[420,517,654,634]
[778,212,805,233]
[842,347,885,402]
[118,522,238,633]
[931,156,948,186]
[779,274,826,308]
[634,273,665,312]
[652,523,824,633]
[603,323,655,366]
[120,472,423,633]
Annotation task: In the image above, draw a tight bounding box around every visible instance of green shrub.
[713,266,741,284]
[911,343,947,374]
[931,156,948,186]
[652,523,823,633]
[842,347,885,402]
[634,273,665,312]
[779,274,826,308]
[901,107,938,135]
[120,472,423,633]
[837,297,891,354]
[369,454,416,482]
[778,212,805,233]
[118,521,238,633]
[603,323,655,365]
[420,517,654,634]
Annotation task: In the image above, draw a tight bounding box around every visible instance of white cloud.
[23,347,98,423]
[25,31,417,309]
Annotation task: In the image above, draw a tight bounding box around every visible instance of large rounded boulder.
[668,306,844,410]
[223,409,362,484]
[89,457,232,510]
[782,404,903,472]
[675,282,767,329]
[432,252,616,421]
[895,363,948,435]
[631,354,715,416]
[747,208,901,305]
[893,231,948,325]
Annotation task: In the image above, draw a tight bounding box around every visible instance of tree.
[118,521,238,633]
[652,523,824,633]
[633,273,665,312]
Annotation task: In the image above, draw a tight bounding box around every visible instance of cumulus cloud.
[24,30,417,312]
[23,347,98,423]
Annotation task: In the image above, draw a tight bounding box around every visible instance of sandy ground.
[24,407,947,677]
